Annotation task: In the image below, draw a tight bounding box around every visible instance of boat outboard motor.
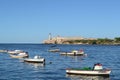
[72,50,77,56]
[94,63,103,70]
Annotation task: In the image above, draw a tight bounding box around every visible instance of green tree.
[114,37,120,42]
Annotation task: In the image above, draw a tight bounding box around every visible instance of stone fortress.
[43,33,97,44]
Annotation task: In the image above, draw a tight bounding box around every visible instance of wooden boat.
[66,63,111,76]
[10,52,29,58]
[23,55,45,63]
[60,50,84,56]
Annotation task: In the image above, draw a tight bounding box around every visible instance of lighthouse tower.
[49,33,52,40]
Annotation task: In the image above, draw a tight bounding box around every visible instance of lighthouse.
[49,33,52,40]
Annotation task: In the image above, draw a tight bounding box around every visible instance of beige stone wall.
[43,36,97,44]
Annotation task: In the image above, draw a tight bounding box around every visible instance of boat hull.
[24,58,45,63]
[0,50,8,53]
[10,54,28,58]
[48,49,60,52]
[8,50,24,54]
[60,52,84,56]
[66,69,111,76]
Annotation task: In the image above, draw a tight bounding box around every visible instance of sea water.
[0,44,119,80]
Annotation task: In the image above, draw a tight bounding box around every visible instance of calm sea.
[0,44,119,80]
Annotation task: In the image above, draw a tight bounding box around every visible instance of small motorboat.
[23,55,45,63]
[8,50,24,54]
[0,49,8,53]
[48,48,60,52]
[66,63,111,76]
[10,52,29,58]
[60,49,85,56]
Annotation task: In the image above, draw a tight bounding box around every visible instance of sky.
[0,0,120,43]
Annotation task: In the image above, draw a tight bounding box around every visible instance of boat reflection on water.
[24,62,45,68]
[66,74,110,80]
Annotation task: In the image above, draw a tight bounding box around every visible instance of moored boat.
[66,63,111,76]
[23,55,45,63]
[0,49,8,53]
[48,48,60,52]
[60,49,85,56]
[8,50,24,54]
[10,52,29,58]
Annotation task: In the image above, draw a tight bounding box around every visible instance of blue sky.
[0,0,120,43]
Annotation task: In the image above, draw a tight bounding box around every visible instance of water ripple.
[0,44,120,80]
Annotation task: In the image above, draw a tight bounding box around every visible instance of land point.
[43,33,120,45]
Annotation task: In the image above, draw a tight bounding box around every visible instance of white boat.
[0,50,8,53]
[10,52,29,58]
[60,50,85,56]
[8,50,24,54]
[66,63,111,76]
[23,55,45,63]
[48,48,60,52]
